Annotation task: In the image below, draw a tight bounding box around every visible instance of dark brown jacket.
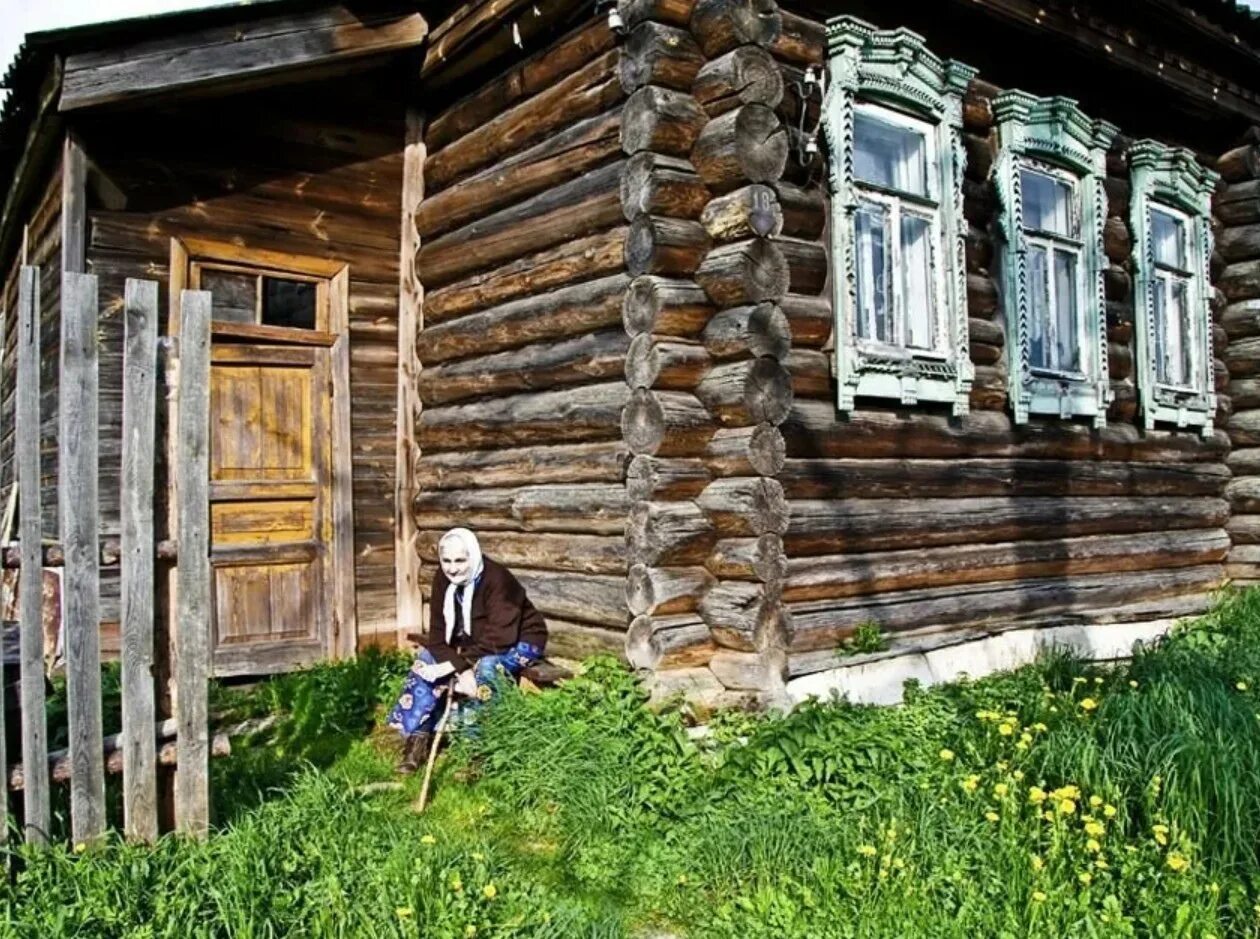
[425,557,547,672]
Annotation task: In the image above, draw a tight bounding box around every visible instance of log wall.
[413,14,635,661]
[74,70,405,639]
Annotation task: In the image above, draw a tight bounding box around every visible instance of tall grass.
[9,590,1260,936]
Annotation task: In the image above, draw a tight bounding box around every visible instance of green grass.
[9,591,1260,936]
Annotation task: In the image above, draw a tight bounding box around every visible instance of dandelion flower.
[450,877,464,893]
[1084,821,1105,838]
[396,908,414,918]
[1058,799,1077,815]
[1086,839,1101,853]
[993,783,1009,797]
[1030,855,1044,872]
[1013,770,1025,781]
[1043,811,1055,822]
[1094,858,1109,870]
[1208,882,1220,895]
[73,843,87,855]
[1032,723,1048,733]
[857,844,878,857]
[1152,824,1169,846]
[1079,698,1098,712]
[1238,681,1250,692]
[998,722,1015,736]
[677,874,688,885]
[939,748,955,762]
[420,834,437,846]
[1089,795,1103,808]
[1019,733,1033,745]
[985,811,1000,823]
[961,775,980,793]
[465,927,478,938]
[1103,804,1117,819]
[1074,677,1087,685]
[482,884,497,900]
[1166,852,1190,873]
[893,858,905,870]
[1029,787,1047,804]
[1079,872,1092,885]
[1032,891,1047,902]
[1129,680,1139,689]
[1094,677,1104,685]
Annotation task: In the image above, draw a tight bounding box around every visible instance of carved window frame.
[1129,139,1218,436]
[824,16,976,416]
[993,92,1115,427]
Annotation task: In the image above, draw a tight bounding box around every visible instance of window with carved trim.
[1129,140,1217,435]
[993,92,1115,426]
[824,17,975,415]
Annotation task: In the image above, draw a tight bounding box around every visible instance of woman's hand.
[417,661,456,683]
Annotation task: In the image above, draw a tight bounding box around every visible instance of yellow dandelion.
[1129,680,1139,689]
[1166,852,1190,873]
[482,884,497,900]
[1086,838,1101,853]
[1079,871,1092,885]
[396,908,414,918]
[939,748,955,762]
[465,927,478,939]
[1089,795,1103,808]
[1094,677,1104,685]
[1058,799,1077,815]
[450,877,464,893]
[1015,741,1030,751]
[961,775,980,793]
[1079,698,1098,712]
[1032,890,1047,902]
[1094,858,1109,870]
[985,811,1000,823]
[1208,882,1220,894]
[1029,787,1047,804]
[993,783,1009,798]
[1033,723,1049,733]
[998,722,1015,736]
[420,834,437,846]
[1084,821,1105,838]
[1043,811,1056,822]
[1074,677,1087,685]
[893,858,905,870]
[1019,733,1033,745]
[1030,855,1044,872]
[1103,804,1117,819]
[1238,681,1250,692]
[1152,824,1169,846]
[73,843,87,855]
[857,844,878,857]
[1013,769,1025,781]
[1053,785,1081,800]
[677,873,688,885]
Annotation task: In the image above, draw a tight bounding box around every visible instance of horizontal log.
[696,238,789,307]
[626,336,712,390]
[702,302,790,360]
[618,0,695,28]
[1232,378,1260,409]
[768,9,824,67]
[1228,476,1260,513]
[1229,514,1260,545]
[1229,446,1260,475]
[696,357,794,426]
[963,88,994,134]
[780,529,1229,604]
[699,579,782,651]
[787,349,831,400]
[427,50,623,191]
[627,563,713,615]
[621,387,716,456]
[697,476,788,535]
[691,104,788,191]
[1225,336,1260,376]
[619,21,705,93]
[419,381,629,451]
[626,455,712,500]
[1219,223,1260,264]
[968,273,999,318]
[1221,260,1260,303]
[417,111,621,240]
[545,619,630,663]
[627,500,716,566]
[418,329,630,404]
[691,0,782,58]
[514,568,630,629]
[627,215,711,276]
[621,85,708,157]
[970,317,1004,348]
[413,483,630,534]
[781,400,1230,462]
[780,293,831,348]
[775,181,825,241]
[1217,180,1260,226]
[2,537,178,569]
[423,226,628,324]
[623,275,716,338]
[708,649,785,690]
[418,161,625,287]
[416,441,630,490]
[626,614,714,670]
[417,529,627,574]
[1219,144,1260,183]
[776,457,1229,501]
[700,184,783,242]
[970,341,1003,366]
[703,423,785,476]
[1229,410,1260,447]
[620,152,710,221]
[705,533,787,582]
[419,274,629,364]
[693,45,784,118]
[783,565,1223,653]
[776,236,827,296]
[782,496,1229,557]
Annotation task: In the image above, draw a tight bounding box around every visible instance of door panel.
[208,343,331,675]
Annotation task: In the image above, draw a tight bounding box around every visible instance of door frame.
[168,236,358,668]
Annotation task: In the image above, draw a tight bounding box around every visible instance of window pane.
[1156,276,1193,386]
[854,202,892,343]
[1028,245,1050,369]
[201,269,257,324]
[1153,278,1169,383]
[854,111,928,197]
[1175,280,1193,387]
[1151,209,1186,269]
[901,214,935,349]
[1053,249,1080,372]
[262,278,317,330]
[1021,170,1072,236]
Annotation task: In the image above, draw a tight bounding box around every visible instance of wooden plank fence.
[1,268,212,843]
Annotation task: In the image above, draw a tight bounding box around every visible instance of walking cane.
[413,687,456,813]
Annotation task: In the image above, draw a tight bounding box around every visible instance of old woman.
[388,527,547,773]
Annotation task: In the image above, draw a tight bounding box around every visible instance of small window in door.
[262,277,317,329]
[192,264,323,332]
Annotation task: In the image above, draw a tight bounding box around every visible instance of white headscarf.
[439,527,484,643]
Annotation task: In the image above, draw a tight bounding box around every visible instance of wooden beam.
[59,7,429,111]
[121,279,159,844]
[0,59,64,284]
[174,291,211,838]
[60,134,87,274]
[60,271,105,844]
[16,268,49,845]
[329,268,358,660]
[396,108,425,640]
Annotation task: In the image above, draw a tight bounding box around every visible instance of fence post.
[60,271,105,843]
[121,279,159,843]
[174,290,211,836]
[16,266,49,844]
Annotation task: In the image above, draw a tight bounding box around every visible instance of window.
[993,92,1115,426]
[1129,140,1217,434]
[193,264,322,332]
[825,17,976,415]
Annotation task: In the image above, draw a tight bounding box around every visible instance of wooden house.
[3,0,1260,706]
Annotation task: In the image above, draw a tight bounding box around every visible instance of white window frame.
[1129,139,1217,436]
[993,91,1115,426]
[824,16,975,415]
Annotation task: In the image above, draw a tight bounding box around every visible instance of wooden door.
[208,343,332,675]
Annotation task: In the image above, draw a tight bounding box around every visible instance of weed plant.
[7,593,1260,936]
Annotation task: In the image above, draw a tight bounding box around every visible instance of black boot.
[395,732,432,775]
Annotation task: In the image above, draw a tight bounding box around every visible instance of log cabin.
[1,0,1259,707]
